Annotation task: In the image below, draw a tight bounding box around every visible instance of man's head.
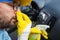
[0,0,32,29]
[0,2,17,28]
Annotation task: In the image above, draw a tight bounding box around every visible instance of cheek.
[3,12,15,25]
[4,11,15,20]
[2,14,11,23]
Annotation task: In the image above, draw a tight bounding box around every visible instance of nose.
[14,6,20,16]
[14,7,17,14]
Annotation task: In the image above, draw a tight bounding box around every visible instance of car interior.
[5,0,60,40]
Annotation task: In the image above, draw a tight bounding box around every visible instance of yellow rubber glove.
[29,25,49,40]
[36,25,49,39]
[37,34,41,40]
[41,29,48,39]
[30,27,41,34]
[29,27,41,40]
[16,9,32,40]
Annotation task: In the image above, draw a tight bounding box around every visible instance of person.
[0,0,32,40]
[0,0,17,40]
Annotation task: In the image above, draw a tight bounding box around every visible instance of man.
[0,0,17,40]
[0,0,32,40]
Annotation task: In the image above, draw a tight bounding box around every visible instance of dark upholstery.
[49,19,60,40]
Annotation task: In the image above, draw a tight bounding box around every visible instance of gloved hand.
[29,25,49,40]
[36,25,49,39]
[16,8,32,40]
[29,27,41,40]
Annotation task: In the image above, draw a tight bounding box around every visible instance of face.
[0,3,17,28]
